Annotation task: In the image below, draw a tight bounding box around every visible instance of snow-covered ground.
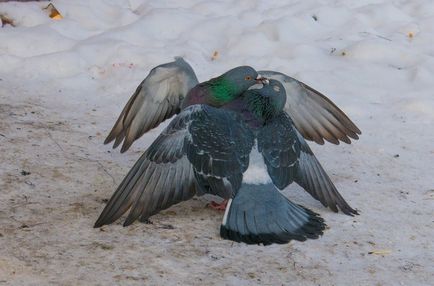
[1,0,433,285]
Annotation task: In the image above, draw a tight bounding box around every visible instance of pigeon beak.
[256,75,269,85]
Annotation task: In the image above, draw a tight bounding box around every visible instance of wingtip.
[339,135,352,144]
[103,136,112,145]
[348,132,359,140]
[345,207,360,216]
[120,137,134,153]
[122,218,134,227]
[120,144,128,153]
[94,219,104,228]
[324,194,358,216]
[336,202,359,216]
[326,137,340,145]
[104,130,118,145]
[327,138,341,145]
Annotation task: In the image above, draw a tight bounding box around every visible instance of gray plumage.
[258,70,361,145]
[237,80,357,215]
[219,80,356,244]
[95,104,254,228]
[96,102,326,245]
[220,184,325,245]
[95,105,199,227]
[185,105,255,199]
[97,62,359,245]
[104,58,361,153]
[258,111,357,215]
[104,57,199,153]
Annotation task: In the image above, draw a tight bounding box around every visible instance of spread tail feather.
[220,184,326,245]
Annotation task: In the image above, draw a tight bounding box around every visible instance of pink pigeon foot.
[208,199,228,211]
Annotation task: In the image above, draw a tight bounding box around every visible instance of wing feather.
[95,106,201,227]
[258,71,361,145]
[185,105,255,199]
[294,130,358,215]
[105,57,198,152]
[258,112,357,215]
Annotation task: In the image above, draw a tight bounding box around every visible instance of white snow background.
[0,0,433,285]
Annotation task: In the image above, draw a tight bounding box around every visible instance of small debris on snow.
[20,170,31,176]
[368,250,392,255]
[43,3,63,20]
[211,51,219,61]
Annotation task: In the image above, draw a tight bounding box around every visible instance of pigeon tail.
[220,184,325,245]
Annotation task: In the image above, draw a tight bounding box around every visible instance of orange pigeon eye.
[245,76,252,81]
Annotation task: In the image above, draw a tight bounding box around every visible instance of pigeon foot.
[208,200,229,211]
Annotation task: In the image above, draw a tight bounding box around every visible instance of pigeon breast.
[242,141,272,185]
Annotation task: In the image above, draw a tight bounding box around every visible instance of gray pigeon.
[95,103,325,245]
[220,80,357,244]
[223,80,357,215]
[104,57,361,152]
[95,79,334,246]
[95,66,265,227]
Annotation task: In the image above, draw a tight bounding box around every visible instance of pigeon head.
[244,79,287,122]
[257,79,286,111]
[222,66,266,90]
[206,66,267,106]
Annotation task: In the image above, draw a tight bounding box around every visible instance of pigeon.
[220,80,357,244]
[95,66,265,227]
[95,103,325,245]
[104,57,361,153]
[94,79,338,245]
[223,80,357,216]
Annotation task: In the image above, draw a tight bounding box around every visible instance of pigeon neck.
[245,90,280,124]
[207,77,239,105]
[223,97,265,129]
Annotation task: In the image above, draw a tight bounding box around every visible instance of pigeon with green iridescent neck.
[95,87,326,245]
[104,58,266,153]
[95,79,355,246]
[95,66,266,228]
[104,57,360,153]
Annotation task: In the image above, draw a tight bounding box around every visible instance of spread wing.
[294,129,358,215]
[185,105,255,199]
[258,70,361,145]
[95,105,200,227]
[258,112,358,215]
[95,105,255,227]
[105,57,199,153]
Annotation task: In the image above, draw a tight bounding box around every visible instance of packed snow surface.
[1,0,433,285]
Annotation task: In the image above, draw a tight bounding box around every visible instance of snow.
[1,0,433,285]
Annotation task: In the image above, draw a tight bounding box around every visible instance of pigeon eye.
[245,76,252,81]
